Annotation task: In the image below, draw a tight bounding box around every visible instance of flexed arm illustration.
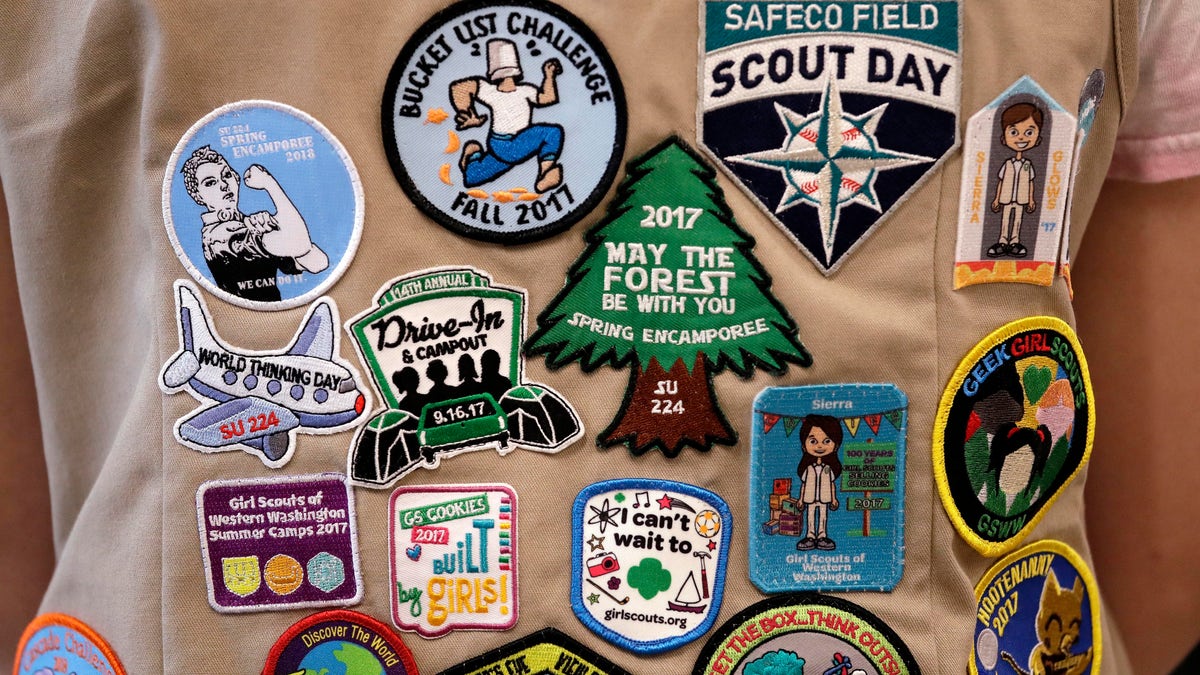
[242,164,329,273]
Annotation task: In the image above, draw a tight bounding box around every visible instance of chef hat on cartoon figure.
[487,39,523,81]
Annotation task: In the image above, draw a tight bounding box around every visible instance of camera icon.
[586,552,620,578]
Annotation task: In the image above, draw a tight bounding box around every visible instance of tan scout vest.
[0,0,1140,672]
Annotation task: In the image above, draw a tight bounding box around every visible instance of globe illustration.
[297,640,384,675]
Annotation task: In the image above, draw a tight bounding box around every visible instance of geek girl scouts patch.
[160,281,369,469]
[163,100,364,310]
[15,613,125,675]
[389,484,518,637]
[345,268,582,488]
[692,594,920,675]
[972,541,1101,675]
[700,0,961,274]
[437,628,632,675]
[751,385,908,592]
[382,0,626,243]
[954,77,1076,288]
[571,479,733,654]
[196,473,362,613]
[262,609,419,675]
[933,317,1094,556]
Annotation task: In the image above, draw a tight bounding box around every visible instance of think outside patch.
[933,317,1095,556]
[15,613,126,675]
[571,479,733,654]
[389,484,518,637]
[160,281,370,469]
[436,627,632,675]
[700,0,961,274]
[692,593,921,675]
[751,384,908,593]
[196,473,362,613]
[345,267,582,487]
[525,137,811,458]
[162,100,364,310]
[382,0,626,243]
[262,609,419,675]
[972,540,1102,675]
[954,77,1077,288]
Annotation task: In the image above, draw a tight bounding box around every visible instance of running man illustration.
[180,145,329,302]
[988,103,1043,258]
[449,38,565,193]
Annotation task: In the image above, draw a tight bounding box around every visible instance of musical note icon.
[633,491,650,508]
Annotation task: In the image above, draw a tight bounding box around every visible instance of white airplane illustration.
[160,281,368,467]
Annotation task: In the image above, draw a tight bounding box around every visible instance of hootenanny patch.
[700,0,961,274]
[1060,70,1107,297]
[571,479,733,654]
[972,541,1102,675]
[751,384,908,592]
[14,613,126,675]
[389,484,518,637]
[954,77,1077,288]
[933,317,1095,556]
[525,138,811,457]
[163,100,364,310]
[382,0,626,243]
[437,627,632,675]
[346,268,582,487]
[262,609,419,675]
[160,281,369,469]
[692,594,920,675]
[196,473,362,613]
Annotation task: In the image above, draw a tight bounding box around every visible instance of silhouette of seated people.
[391,366,427,417]
[424,359,456,404]
[455,353,481,398]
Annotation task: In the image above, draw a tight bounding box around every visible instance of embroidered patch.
[692,593,921,675]
[196,473,362,613]
[933,317,1094,556]
[345,267,581,487]
[699,0,961,274]
[525,137,811,457]
[972,540,1102,675]
[14,613,126,675]
[160,281,369,468]
[388,484,518,637]
[382,0,626,244]
[1059,69,1107,297]
[162,100,363,310]
[954,77,1077,288]
[262,609,419,675]
[750,384,907,592]
[437,627,632,675]
[571,479,732,654]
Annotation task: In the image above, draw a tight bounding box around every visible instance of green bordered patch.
[437,627,632,675]
[933,317,1095,556]
[262,609,419,675]
[692,593,920,674]
[14,613,126,675]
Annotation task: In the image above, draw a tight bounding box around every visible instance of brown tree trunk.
[599,354,736,457]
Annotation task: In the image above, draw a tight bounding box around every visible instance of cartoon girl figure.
[983,422,1053,513]
[796,414,843,551]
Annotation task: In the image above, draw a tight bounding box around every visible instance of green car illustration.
[418,393,509,462]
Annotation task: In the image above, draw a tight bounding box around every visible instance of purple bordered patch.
[14,613,126,675]
[262,609,419,675]
[699,1,961,274]
[436,627,633,675]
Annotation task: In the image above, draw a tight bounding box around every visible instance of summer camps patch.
[163,100,364,310]
[438,628,632,675]
[692,594,921,675]
[196,473,362,613]
[972,541,1101,675]
[933,317,1095,556]
[700,0,961,274]
[346,268,582,487]
[262,609,419,675]
[389,484,518,637]
[571,479,733,654]
[15,613,126,675]
[383,0,626,243]
[751,385,908,592]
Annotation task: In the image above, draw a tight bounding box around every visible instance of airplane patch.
[160,281,370,468]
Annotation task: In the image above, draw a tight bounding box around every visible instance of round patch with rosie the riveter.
[972,540,1101,675]
[263,609,419,675]
[933,317,1094,556]
[692,593,921,675]
[382,0,626,243]
[14,613,126,675]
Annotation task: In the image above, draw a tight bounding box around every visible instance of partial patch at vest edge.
[933,317,1094,556]
[692,593,921,675]
[15,613,126,675]
[972,541,1101,675]
[436,627,632,675]
[262,609,419,675]
[700,0,961,274]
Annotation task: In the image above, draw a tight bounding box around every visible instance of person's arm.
[449,77,486,130]
[242,164,328,273]
[536,58,562,106]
